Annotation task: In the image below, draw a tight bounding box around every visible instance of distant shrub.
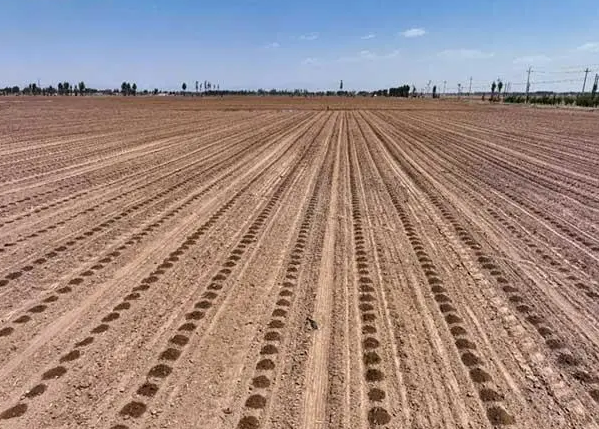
[537,95,554,105]
[492,93,597,107]
[575,94,599,107]
[504,95,525,103]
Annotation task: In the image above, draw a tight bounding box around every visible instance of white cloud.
[299,32,319,41]
[513,55,551,65]
[264,42,280,49]
[576,42,599,52]
[301,57,318,65]
[401,28,426,38]
[361,33,376,40]
[438,49,494,59]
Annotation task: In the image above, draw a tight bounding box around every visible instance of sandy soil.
[0,96,598,428]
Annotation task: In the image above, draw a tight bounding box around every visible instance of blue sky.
[2,0,599,92]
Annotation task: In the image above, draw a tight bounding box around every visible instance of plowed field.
[1,97,598,428]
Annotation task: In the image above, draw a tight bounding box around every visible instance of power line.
[532,63,599,73]
[533,69,596,75]
[532,78,585,84]
[451,77,583,87]
[425,64,593,95]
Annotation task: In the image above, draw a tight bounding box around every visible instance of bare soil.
[0,96,598,428]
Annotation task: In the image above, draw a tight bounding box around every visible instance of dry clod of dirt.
[306,317,319,330]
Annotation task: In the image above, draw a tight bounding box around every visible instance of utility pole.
[525,66,532,103]
[582,68,590,93]
[443,80,447,96]
[468,76,472,96]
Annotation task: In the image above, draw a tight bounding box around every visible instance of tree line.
[2,81,109,96]
[371,84,440,98]
[0,81,143,96]
[1,80,219,96]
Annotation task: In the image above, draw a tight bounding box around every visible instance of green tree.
[63,82,71,95]
[491,81,497,101]
[58,82,63,95]
[182,82,187,94]
[121,81,128,96]
[432,85,437,99]
[497,80,503,98]
[132,83,137,96]
[78,81,86,95]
